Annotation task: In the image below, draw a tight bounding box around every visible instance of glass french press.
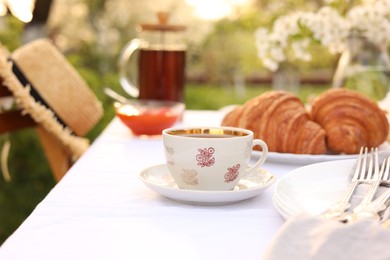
[118,12,187,102]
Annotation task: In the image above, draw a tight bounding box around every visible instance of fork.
[350,156,390,220]
[320,147,372,220]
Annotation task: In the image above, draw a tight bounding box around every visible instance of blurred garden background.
[0,0,362,244]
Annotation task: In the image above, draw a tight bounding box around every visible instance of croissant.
[222,91,327,154]
[310,88,389,154]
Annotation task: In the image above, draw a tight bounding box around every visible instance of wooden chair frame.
[0,84,71,181]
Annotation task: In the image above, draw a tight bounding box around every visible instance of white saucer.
[139,164,275,206]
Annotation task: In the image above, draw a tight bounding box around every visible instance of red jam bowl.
[114,100,185,136]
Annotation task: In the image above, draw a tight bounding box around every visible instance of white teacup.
[162,126,268,191]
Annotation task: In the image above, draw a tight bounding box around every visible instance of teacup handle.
[245,139,268,174]
[118,39,141,98]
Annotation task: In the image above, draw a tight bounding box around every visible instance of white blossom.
[255,0,390,71]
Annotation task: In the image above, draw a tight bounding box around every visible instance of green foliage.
[185,84,269,110]
[0,16,23,50]
[0,130,55,243]
[194,15,265,85]
[326,0,364,15]
[185,83,330,110]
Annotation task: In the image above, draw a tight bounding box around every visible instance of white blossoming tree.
[255,0,390,72]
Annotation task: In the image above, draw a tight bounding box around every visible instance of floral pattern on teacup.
[196,147,215,167]
[181,169,198,186]
[224,164,240,183]
[165,145,175,165]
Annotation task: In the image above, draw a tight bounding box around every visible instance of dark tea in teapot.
[138,48,185,101]
[119,12,186,102]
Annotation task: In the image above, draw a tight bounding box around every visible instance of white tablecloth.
[0,110,300,260]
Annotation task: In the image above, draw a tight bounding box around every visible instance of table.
[0,110,301,260]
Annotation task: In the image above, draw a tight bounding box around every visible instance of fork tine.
[352,147,365,181]
[372,147,380,180]
[383,157,390,181]
[347,155,390,222]
[365,148,374,180]
[358,155,386,205]
[379,157,388,180]
[357,147,369,181]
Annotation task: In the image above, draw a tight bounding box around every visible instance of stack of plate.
[272,159,356,219]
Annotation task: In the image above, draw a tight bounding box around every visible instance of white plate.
[265,152,356,165]
[272,159,356,219]
[257,142,390,165]
[139,164,275,206]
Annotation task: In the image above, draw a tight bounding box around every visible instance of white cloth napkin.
[263,213,390,260]
[264,149,390,260]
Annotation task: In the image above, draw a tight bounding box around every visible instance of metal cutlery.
[353,149,383,212]
[320,147,372,220]
[367,183,390,216]
[348,157,390,221]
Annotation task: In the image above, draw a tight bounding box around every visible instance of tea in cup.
[162,127,268,191]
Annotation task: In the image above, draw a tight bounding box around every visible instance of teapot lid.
[138,12,186,32]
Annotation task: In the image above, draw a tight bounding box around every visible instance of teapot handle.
[118,39,141,98]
